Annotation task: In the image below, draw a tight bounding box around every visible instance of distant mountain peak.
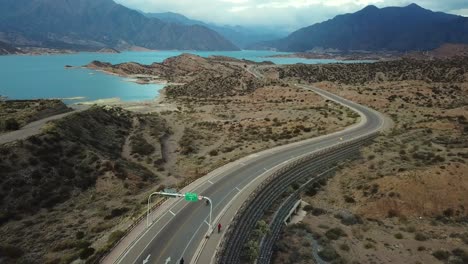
[406,3,423,9]
[363,5,379,11]
[259,3,468,52]
[0,0,239,51]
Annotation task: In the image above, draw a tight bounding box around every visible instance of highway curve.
[111,85,386,264]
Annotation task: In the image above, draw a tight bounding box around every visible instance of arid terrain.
[269,57,468,264]
[0,100,70,133]
[2,53,467,264]
[0,55,356,264]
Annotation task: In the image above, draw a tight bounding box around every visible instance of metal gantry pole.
[202,196,213,236]
[147,191,184,227]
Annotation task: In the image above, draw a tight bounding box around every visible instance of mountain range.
[143,12,289,49]
[1,1,467,53]
[0,0,239,51]
[255,4,468,52]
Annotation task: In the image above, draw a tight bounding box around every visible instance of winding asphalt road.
[111,83,386,264]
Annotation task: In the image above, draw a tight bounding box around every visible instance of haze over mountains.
[0,0,239,51]
[143,12,289,49]
[255,4,468,52]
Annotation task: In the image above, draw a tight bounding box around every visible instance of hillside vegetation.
[0,100,70,133]
[273,57,468,85]
[271,57,468,264]
[0,106,171,263]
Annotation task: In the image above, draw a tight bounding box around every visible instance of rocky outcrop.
[86,54,268,97]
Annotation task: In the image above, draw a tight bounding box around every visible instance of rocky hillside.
[0,100,70,133]
[0,0,239,51]
[0,106,172,263]
[405,43,468,60]
[273,57,468,85]
[256,4,468,52]
[87,54,267,97]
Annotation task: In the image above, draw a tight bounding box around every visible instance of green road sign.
[185,192,198,202]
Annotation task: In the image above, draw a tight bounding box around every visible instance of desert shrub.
[107,230,125,245]
[79,247,95,260]
[209,149,219,156]
[364,242,375,249]
[432,250,450,260]
[244,240,259,261]
[289,222,313,233]
[105,207,129,219]
[0,244,24,259]
[405,226,416,233]
[462,233,468,244]
[339,243,350,251]
[75,231,85,240]
[318,245,339,261]
[131,136,155,156]
[415,232,428,241]
[387,209,399,218]
[394,233,404,239]
[452,248,466,257]
[443,208,454,217]
[311,207,327,216]
[303,205,314,212]
[343,195,355,203]
[4,118,20,131]
[325,228,347,240]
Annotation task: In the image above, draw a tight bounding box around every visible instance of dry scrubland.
[270,57,468,264]
[0,55,356,263]
[0,100,70,133]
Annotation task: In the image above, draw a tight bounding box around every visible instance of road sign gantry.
[146,191,213,237]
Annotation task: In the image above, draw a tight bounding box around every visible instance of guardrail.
[93,196,167,263]
[215,132,378,263]
[257,166,339,264]
[94,158,211,263]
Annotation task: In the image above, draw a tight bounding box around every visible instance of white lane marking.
[204,220,210,226]
[263,168,268,171]
[208,180,214,184]
[235,187,241,192]
[143,254,151,264]
[129,206,188,264]
[179,216,208,261]
[182,174,260,262]
[169,210,176,216]
[165,256,171,264]
[127,85,376,264]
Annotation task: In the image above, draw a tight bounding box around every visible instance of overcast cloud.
[115,0,468,31]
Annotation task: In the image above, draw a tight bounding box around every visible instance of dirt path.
[0,105,89,145]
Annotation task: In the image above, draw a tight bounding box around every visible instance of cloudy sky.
[115,0,468,31]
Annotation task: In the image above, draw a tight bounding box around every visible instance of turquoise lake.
[0,50,370,103]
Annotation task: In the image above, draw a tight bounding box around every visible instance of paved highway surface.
[112,83,386,264]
